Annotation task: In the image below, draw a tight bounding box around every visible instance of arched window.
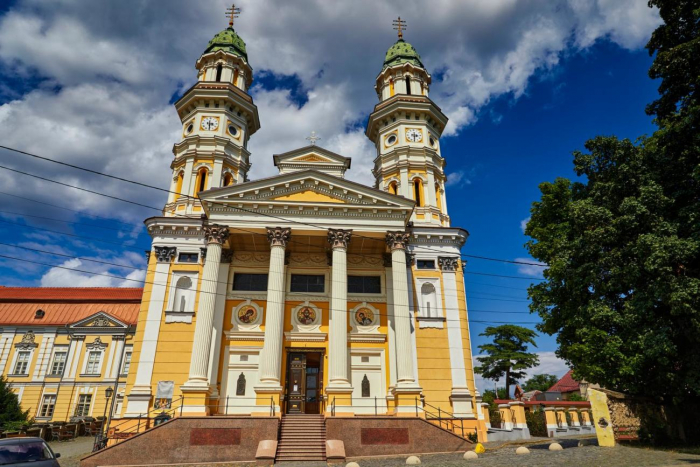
[223,172,234,186]
[174,171,184,201]
[435,183,442,211]
[421,282,438,317]
[233,68,239,87]
[173,276,193,312]
[413,179,423,207]
[405,76,411,95]
[388,181,398,195]
[195,168,208,197]
[389,78,395,97]
[215,64,223,82]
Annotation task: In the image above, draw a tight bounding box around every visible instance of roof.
[547,370,581,393]
[0,287,142,326]
[203,27,248,61]
[383,39,425,70]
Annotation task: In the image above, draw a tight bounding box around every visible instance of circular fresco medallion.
[237,306,258,324]
[355,308,374,326]
[296,307,316,325]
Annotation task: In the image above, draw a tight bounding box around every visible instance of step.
[277,447,326,452]
[276,457,327,462]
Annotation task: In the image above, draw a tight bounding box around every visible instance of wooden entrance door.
[285,351,323,414]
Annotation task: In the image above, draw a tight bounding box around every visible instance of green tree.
[524,0,700,410]
[522,374,559,392]
[0,376,29,431]
[474,325,539,398]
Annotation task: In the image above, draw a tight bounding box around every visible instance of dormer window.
[215,63,223,82]
[34,309,45,319]
[405,76,411,95]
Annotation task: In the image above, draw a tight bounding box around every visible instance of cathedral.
[119,15,485,440]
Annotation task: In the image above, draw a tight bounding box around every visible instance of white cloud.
[520,216,531,233]
[473,351,569,396]
[0,0,661,223]
[37,251,147,288]
[515,256,546,277]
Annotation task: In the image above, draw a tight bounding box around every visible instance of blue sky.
[0,0,661,390]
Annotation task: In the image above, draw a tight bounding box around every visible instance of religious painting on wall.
[297,307,316,325]
[355,308,374,326]
[154,380,174,409]
[237,306,258,324]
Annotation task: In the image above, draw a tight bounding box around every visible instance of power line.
[0,144,547,269]
[0,242,536,315]
[0,252,540,326]
[0,209,136,234]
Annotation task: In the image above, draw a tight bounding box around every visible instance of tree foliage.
[522,374,559,392]
[525,0,700,402]
[0,376,29,431]
[474,325,539,398]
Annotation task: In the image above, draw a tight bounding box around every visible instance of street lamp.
[93,387,114,451]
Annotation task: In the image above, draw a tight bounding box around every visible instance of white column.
[183,225,229,388]
[399,167,410,199]
[426,169,437,208]
[212,159,224,189]
[327,229,352,393]
[67,336,85,380]
[384,265,397,390]
[33,331,56,381]
[181,159,195,197]
[255,227,291,392]
[126,246,174,415]
[109,338,126,379]
[439,256,473,417]
[208,252,232,399]
[0,330,16,375]
[386,232,421,391]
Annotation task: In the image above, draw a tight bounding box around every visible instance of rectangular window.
[348,276,382,294]
[178,252,199,263]
[75,394,92,417]
[417,260,436,270]
[121,351,132,375]
[13,351,31,375]
[49,352,67,376]
[290,274,325,293]
[232,273,268,291]
[85,351,102,375]
[40,395,56,418]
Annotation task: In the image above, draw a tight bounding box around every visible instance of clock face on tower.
[406,128,423,142]
[200,117,220,131]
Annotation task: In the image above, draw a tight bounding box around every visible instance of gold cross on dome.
[226,4,241,27]
[393,17,407,40]
[306,131,321,146]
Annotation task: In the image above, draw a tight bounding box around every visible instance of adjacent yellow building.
[0,287,139,423]
[117,20,485,439]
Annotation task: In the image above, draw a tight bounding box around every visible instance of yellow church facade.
[118,20,486,437]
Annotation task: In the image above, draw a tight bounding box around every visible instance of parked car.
[0,437,60,466]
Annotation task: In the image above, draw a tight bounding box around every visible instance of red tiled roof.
[0,287,143,301]
[0,287,143,326]
[547,369,580,393]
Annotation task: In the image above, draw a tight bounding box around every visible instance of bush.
[467,431,479,443]
[526,410,547,437]
[490,408,502,429]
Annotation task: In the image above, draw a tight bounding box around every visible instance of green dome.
[383,39,424,70]
[203,27,248,61]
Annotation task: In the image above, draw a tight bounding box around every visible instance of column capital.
[327,229,352,249]
[220,249,234,264]
[266,227,291,248]
[438,256,459,272]
[203,224,230,245]
[385,231,410,251]
[154,246,176,263]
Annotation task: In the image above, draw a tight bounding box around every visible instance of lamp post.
[93,387,113,452]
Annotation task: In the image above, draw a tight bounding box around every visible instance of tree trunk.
[505,367,510,400]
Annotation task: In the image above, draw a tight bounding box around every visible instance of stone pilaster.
[181,225,229,413]
[326,229,353,401]
[386,231,421,413]
[255,227,291,398]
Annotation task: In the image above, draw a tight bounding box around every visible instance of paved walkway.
[48,436,93,467]
[350,438,700,466]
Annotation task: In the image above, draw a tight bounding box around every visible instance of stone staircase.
[275,414,327,462]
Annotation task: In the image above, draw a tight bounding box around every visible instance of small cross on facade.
[226,4,241,27]
[306,131,321,146]
[393,17,407,40]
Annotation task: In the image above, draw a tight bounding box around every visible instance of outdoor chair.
[58,424,75,441]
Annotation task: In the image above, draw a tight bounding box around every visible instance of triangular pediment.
[201,170,415,211]
[70,311,129,331]
[273,145,351,177]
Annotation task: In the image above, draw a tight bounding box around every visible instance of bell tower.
[164,5,260,216]
[366,18,450,227]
